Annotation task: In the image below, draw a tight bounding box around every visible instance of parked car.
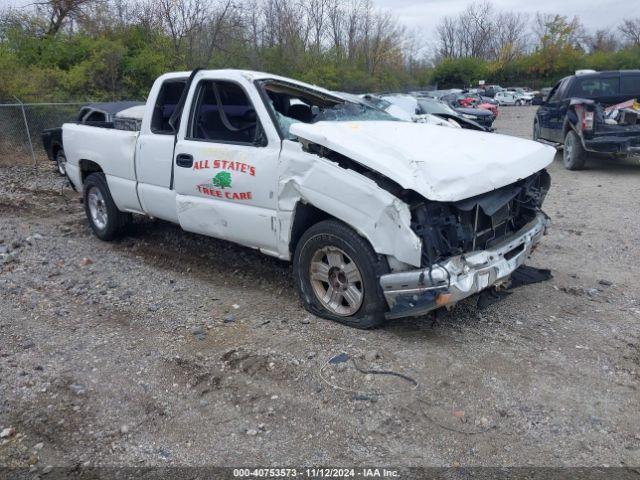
[415,97,492,131]
[507,88,535,104]
[421,89,463,100]
[479,85,504,98]
[41,101,143,176]
[534,69,640,169]
[61,69,554,327]
[495,91,525,106]
[453,94,499,117]
[337,93,452,128]
[440,93,496,128]
[462,91,499,106]
[372,94,455,127]
[531,87,553,106]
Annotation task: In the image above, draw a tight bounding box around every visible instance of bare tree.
[156,0,208,65]
[434,1,529,62]
[491,11,529,62]
[587,29,619,53]
[30,0,101,36]
[619,18,640,46]
[435,16,458,59]
[306,0,328,53]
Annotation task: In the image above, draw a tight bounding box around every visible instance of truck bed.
[63,123,142,213]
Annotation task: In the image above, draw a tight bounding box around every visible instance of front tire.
[55,150,67,176]
[515,99,523,106]
[83,173,130,241]
[563,130,587,170]
[293,220,389,329]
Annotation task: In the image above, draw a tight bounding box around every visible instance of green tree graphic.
[212,171,232,189]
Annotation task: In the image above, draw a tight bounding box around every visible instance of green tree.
[430,57,488,88]
[212,172,232,189]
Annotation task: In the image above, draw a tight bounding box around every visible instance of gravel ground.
[1,106,639,471]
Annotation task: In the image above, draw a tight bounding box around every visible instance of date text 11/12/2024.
[232,468,400,478]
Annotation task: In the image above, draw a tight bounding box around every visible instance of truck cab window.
[189,80,262,145]
[572,77,619,97]
[85,111,106,123]
[151,80,187,134]
[620,75,640,95]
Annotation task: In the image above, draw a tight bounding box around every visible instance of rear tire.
[293,219,389,329]
[55,150,67,176]
[563,130,587,170]
[83,173,130,241]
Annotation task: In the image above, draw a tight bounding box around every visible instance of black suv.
[533,70,640,170]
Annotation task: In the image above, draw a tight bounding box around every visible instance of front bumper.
[380,213,548,319]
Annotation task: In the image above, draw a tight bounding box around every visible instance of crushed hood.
[289,121,555,202]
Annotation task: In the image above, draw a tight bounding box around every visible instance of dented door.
[172,79,281,252]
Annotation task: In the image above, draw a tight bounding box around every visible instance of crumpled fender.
[276,141,422,267]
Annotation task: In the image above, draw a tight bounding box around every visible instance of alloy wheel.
[87,186,108,230]
[309,246,364,316]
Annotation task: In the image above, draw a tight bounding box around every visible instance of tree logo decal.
[212,171,232,189]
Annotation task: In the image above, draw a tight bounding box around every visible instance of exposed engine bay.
[410,170,551,267]
[300,140,551,269]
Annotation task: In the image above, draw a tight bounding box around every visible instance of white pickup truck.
[63,69,555,328]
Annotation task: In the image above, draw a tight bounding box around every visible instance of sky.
[0,0,636,41]
[373,0,635,38]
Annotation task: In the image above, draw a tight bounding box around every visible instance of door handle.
[176,153,193,168]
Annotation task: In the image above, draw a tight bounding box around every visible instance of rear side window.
[151,80,187,134]
[85,111,106,122]
[188,80,263,145]
[571,77,620,97]
[621,75,640,95]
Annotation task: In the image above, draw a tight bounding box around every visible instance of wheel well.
[79,160,103,184]
[289,202,332,256]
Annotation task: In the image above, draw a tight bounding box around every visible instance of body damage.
[277,140,422,267]
[289,121,555,202]
[565,98,640,154]
[61,68,556,322]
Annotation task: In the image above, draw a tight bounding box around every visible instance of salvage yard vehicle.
[454,94,499,117]
[512,88,535,103]
[534,70,640,170]
[63,69,555,328]
[41,102,143,176]
[415,97,492,132]
[495,91,526,106]
[440,93,496,128]
[353,93,455,128]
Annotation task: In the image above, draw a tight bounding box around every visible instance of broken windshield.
[258,80,397,140]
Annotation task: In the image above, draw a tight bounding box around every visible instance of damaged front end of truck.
[381,169,550,318]
[282,118,555,319]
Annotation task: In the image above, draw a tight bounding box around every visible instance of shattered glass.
[314,102,397,123]
[273,109,300,140]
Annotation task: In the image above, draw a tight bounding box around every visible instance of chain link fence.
[0,100,89,169]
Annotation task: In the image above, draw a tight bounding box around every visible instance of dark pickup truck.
[42,101,142,175]
[533,70,640,170]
